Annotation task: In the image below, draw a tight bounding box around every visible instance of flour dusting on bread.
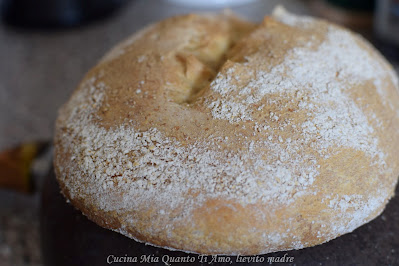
[54,9,399,255]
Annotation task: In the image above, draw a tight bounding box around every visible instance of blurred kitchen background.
[0,0,398,265]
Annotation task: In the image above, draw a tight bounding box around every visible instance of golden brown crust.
[54,9,399,255]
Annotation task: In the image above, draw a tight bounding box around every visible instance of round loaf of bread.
[54,8,399,255]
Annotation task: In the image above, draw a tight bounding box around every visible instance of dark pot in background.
[374,0,399,62]
[0,0,128,29]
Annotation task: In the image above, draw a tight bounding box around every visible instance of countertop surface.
[0,0,398,265]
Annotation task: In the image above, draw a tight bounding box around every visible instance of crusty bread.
[54,8,399,255]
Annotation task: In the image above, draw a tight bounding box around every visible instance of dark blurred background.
[0,1,398,265]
